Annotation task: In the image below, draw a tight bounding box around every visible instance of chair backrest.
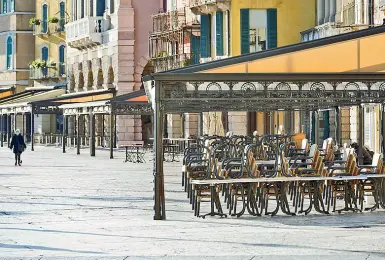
[308,144,318,157]
[372,153,382,167]
[301,139,308,150]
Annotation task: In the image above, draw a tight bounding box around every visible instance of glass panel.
[2,0,7,14]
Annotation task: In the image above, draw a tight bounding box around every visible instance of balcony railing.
[189,0,231,14]
[65,16,105,49]
[200,55,228,63]
[151,53,195,72]
[33,19,66,36]
[29,63,66,80]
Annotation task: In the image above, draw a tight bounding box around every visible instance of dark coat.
[10,134,26,154]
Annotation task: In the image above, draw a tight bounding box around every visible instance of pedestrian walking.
[10,129,26,166]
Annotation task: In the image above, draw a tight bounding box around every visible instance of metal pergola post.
[90,112,96,157]
[22,113,25,137]
[154,81,165,220]
[0,114,3,147]
[77,114,81,155]
[110,112,114,159]
[31,109,35,152]
[382,105,385,154]
[314,111,320,145]
[62,115,67,153]
[358,105,365,165]
[335,106,341,146]
[7,115,11,146]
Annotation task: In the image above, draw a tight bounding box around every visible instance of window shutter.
[3,0,7,13]
[96,0,105,16]
[42,47,48,61]
[216,11,223,56]
[323,111,330,139]
[6,37,12,69]
[267,9,277,49]
[191,34,200,65]
[200,14,210,58]
[240,9,250,55]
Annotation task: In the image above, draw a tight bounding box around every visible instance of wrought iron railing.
[33,19,66,35]
[29,63,66,80]
[151,53,195,72]
[189,0,231,7]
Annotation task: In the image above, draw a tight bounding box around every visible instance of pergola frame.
[145,72,385,220]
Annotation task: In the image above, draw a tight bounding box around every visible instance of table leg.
[201,185,227,219]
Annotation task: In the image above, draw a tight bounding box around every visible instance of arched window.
[59,45,65,76]
[96,0,105,16]
[41,46,49,76]
[6,36,12,70]
[59,2,65,31]
[42,4,48,33]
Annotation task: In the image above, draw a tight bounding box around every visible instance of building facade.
[177,0,317,137]
[0,0,35,93]
[301,0,385,150]
[65,0,160,145]
[29,0,68,136]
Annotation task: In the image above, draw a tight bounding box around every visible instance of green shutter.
[6,37,12,69]
[3,0,7,13]
[216,11,223,56]
[240,9,250,55]
[191,34,200,65]
[267,9,277,49]
[200,14,210,58]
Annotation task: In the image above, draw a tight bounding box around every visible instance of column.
[0,114,3,147]
[154,82,165,220]
[382,105,385,154]
[110,113,114,159]
[330,0,336,22]
[317,0,325,25]
[197,112,203,136]
[90,112,96,156]
[335,106,341,146]
[77,115,81,155]
[62,115,67,153]
[324,0,330,23]
[358,105,364,165]
[31,110,35,151]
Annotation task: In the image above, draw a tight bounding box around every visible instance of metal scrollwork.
[379,83,385,97]
[310,82,326,97]
[171,83,186,98]
[241,82,256,97]
[344,82,360,98]
[275,82,291,97]
[206,82,222,97]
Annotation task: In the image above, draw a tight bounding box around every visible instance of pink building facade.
[65,0,160,145]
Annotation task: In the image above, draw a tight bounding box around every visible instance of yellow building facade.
[31,0,68,88]
[230,0,316,56]
[189,0,316,136]
[29,0,69,135]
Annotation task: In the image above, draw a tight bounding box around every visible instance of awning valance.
[108,89,152,115]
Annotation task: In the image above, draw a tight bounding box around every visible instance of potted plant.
[48,17,59,23]
[30,60,47,69]
[29,18,41,27]
[48,61,57,67]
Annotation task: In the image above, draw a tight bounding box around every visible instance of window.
[200,14,211,58]
[59,2,65,31]
[42,4,48,33]
[241,9,277,54]
[41,46,48,76]
[89,0,93,16]
[81,0,84,18]
[2,0,14,14]
[96,0,105,16]
[6,36,12,70]
[343,2,355,26]
[216,11,223,56]
[59,45,65,76]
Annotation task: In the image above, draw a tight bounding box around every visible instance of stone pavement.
[0,146,385,259]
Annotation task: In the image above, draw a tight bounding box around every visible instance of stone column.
[317,0,325,25]
[167,114,182,138]
[227,112,247,136]
[324,0,330,23]
[184,113,198,137]
[330,0,336,22]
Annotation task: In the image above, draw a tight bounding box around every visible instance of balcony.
[33,19,66,36]
[200,55,228,63]
[151,54,194,72]
[65,16,105,49]
[189,0,231,14]
[29,63,66,80]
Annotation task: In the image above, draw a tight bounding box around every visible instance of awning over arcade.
[31,89,115,115]
[108,89,152,115]
[0,88,66,115]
